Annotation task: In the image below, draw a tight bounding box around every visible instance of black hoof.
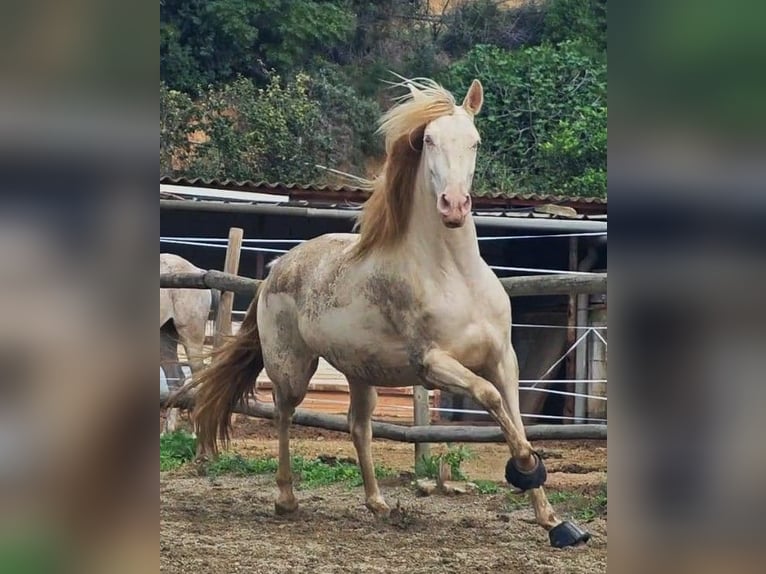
[549,521,591,548]
[504,452,547,491]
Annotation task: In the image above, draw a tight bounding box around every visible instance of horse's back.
[160,253,212,333]
[161,252,204,275]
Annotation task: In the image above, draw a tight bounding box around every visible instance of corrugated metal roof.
[160,176,366,195]
[159,176,607,214]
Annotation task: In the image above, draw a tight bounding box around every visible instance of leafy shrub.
[542,0,607,55]
[443,41,607,197]
[161,70,384,182]
[161,0,355,93]
[309,67,382,169]
[440,0,547,56]
[160,84,200,177]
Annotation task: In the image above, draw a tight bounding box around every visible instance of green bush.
[161,0,355,94]
[440,0,547,55]
[159,1,608,198]
[443,41,607,198]
[309,67,382,169]
[161,70,383,182]
[160,83,200,177]
[542,0,607,55]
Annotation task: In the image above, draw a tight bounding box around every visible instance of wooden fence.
[161,227,607,460]
[160,391,607,441]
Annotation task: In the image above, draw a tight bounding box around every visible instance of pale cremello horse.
[160,253,218,433]
[187,78,590,547]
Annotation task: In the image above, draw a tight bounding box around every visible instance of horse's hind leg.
[269,355,318,515]
[165,408,180,433]
[178,321,206,383]
[347,381,389,516]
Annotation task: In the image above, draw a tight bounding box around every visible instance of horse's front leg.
[488,346,591,548]
[418,348,544,479]
[347,381,389,516]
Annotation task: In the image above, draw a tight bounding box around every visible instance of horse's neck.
[402,168,483,278]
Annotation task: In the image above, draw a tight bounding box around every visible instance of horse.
[160,253,218,433]
[185,77,590,548]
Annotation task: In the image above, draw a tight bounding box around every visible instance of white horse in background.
[160,253,218,433]
[183,77,590,548]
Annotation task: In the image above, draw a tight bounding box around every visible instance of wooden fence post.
[564,237,578,418]
[213,227,244,348]
[413,385,431,468]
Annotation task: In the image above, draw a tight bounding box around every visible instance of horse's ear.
[462,79,483,117]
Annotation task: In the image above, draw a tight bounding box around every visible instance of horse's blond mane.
[351,78,457,259]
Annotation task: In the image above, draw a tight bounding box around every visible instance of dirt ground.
[161,418,607,573]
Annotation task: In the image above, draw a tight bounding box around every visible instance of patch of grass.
[415,445,474,480]
[546,490,578,505]
[577,483,607,522]
[472,479,501,495]
[206,453,278,477]
[204,452,394,489]
[295,456,394,488]
[505,490,527,510]
[505,484,608,522]
[160,430,197,471]
[413,445,511,496]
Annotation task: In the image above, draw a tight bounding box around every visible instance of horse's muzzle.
[438,192,471,227]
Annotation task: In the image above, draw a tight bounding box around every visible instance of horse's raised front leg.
[489,346,591,548]
[347,382,390,516]
[418,348,546,485]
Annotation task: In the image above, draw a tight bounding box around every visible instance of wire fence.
[160,233,607,276]
[160,233,607,424]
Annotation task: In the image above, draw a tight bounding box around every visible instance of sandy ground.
[161,418,607,573]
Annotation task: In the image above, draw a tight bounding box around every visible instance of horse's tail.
[192,286,264,455]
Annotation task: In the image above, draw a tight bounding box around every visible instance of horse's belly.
[326,351,421,388]
[302,308,421,387]
[319,335,421,387]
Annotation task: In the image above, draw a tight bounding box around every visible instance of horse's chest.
[441,320,504,368]
[429,301,508,368]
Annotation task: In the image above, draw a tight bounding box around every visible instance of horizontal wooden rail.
[160,270,606,298]
[161,392,606,442]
